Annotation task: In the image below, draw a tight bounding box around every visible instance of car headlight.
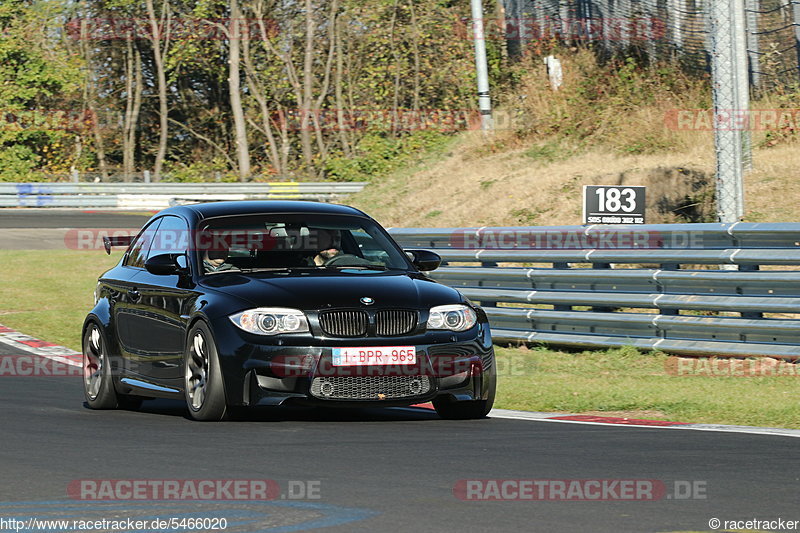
[426,304,477,332]
[230,308,309,335]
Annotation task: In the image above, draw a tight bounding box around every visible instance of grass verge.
[1,249,798,429]
[496,345,800,429]
[0,250,121,350]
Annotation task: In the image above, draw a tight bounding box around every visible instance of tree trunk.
[77,19,109,181]
[242,34,283,175]
[129,46,143,180]
[122,36,136,182]
[299,0,315,171]
[88,100,109,182]
[145,0,170,182]
[409,0,421,112]
[334,16,351,157]
[229,0,251,181]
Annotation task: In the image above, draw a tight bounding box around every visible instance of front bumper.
[208,315,495,408]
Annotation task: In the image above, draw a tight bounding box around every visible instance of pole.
[471,0,493,132]
[794,0,800,79]
[709,0,744,223]
[745,0,760,91]
[734,0,752,179]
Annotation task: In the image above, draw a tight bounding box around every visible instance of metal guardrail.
[0,182,367,209]
[389,223,800,359]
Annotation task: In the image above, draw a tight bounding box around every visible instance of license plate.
[332,346,416,366]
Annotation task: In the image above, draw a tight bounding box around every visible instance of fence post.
[709,0,745,223]
[618,0,632,51]
[645,0,657,62]
[669,0,684,54]
[745,0,761,91]
[471,0,494,132]
[794,0,800,78]
[734,0,753,174]
[559,1,571,42]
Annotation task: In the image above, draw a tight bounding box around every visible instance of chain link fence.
[499,0,800,222]
[502,0,800,89]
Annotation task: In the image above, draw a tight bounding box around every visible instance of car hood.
[200,271,464,310]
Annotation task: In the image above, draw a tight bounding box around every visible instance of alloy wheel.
[84,326,104,400]
[186,331,209,410]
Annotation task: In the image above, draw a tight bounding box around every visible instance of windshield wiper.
[248,267,318,273]
[323,264,390,271]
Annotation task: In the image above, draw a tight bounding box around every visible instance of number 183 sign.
[583,186,646,225]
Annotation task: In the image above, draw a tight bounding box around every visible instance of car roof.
[156,200,369,221]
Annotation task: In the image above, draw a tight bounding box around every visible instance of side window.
[147,215,190,258]
[124,218,162,269]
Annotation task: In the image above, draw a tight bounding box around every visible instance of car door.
[113,217,163,377]
[128,215,196,387]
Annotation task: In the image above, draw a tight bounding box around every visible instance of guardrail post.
[143,170,151,184]
[738,264,764,318]
[480,261,498,308]
[553,262,572,311]
[657,262,680,316]
[70,169,79,183]
[591,263,614,313]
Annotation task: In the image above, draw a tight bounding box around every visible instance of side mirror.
[145,254,188,276]
[405,249,441,272]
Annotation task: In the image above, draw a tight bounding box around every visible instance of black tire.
[83,323,142,410]
[433,398,492,420]
[184,321,228,421]
[433,379,496,420]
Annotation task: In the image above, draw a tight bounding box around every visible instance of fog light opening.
[320,380,335,397]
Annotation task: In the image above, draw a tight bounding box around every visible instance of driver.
[312,228,342,266]
[203,239,234,273]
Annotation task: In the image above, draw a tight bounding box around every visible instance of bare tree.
[144,0,172,181]
[76,18,109,180]
[334,15,351,157]
[242,27,285,175]
[228,0,251,180]
[122,36,143,182]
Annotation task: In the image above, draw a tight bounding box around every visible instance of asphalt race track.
[0,209,153,229]
[0,209,151,250]
[1,209,799,532]
[0,370,798,533]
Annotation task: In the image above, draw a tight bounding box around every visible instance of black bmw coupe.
[83,201,496,421]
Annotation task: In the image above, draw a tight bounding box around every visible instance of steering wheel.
[323,254,371,267]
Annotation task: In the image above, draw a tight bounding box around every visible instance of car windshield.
[197,213,411,275]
